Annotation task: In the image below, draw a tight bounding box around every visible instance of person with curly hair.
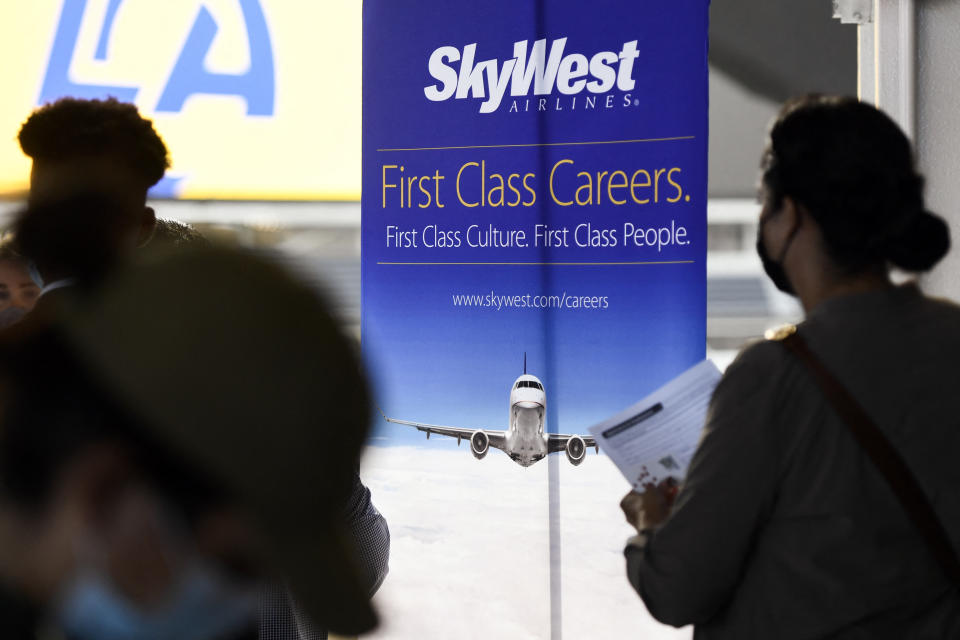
[19,97,169,253]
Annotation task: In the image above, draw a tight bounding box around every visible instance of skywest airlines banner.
[0,1,361,200]
[362,1,708,637]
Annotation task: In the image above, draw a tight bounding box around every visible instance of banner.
[0,0,361,200]
[361,1,708,637]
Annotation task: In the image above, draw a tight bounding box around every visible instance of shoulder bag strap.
[771,326,960,585]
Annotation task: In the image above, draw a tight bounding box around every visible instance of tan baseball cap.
[53,245,377,635]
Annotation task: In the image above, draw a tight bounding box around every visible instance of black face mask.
[756,215,797,295]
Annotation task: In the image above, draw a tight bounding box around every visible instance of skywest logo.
[424,38,639,114]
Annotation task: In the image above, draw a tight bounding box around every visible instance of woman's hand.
[620,477,680,534]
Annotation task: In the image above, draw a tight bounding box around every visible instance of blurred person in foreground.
[0,243,40,327]
[0,244,380,640]
[12,195,389,640]
[620,96,960,638]
[14,95,390,638]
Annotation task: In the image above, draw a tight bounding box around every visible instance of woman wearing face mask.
[0,243,41,328]
[619,95,960,639]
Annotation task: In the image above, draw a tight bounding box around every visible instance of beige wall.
[916,2,960,301]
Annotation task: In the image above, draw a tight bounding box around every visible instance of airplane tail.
[524,352,527,375]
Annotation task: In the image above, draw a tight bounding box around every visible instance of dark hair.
[0,329,227,522]
[148,219,210,249]
[761,95,950,272]
[19,98,170,189]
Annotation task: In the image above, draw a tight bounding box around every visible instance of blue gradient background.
[362,0,709,447]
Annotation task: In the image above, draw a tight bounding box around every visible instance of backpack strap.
[768,325,960,585]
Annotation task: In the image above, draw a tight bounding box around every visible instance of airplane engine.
[566,436,586,466]
[470,431,490,460]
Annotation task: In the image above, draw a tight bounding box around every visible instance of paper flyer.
[589,359,722,488]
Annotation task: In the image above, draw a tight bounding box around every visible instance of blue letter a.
[156,0,275,116]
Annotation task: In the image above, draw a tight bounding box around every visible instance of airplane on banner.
[380,355,598,467]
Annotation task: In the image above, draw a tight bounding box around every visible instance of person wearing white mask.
[0,246,380,640]
[0,244,40,328]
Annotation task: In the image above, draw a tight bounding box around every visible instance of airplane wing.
[546,433,599,454]
[379,409,507,451]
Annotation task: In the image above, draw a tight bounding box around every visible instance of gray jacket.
[627,284,960,639]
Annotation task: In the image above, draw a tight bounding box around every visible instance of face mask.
[756,214,797,295]
[55,562,258,640]
[0,306,27,329]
